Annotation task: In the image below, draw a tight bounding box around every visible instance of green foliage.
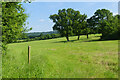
[72,14,88,40]
[2,2,31,43]
[16,33,61,42]
[2,2,32,54]
[90,9,119,40]
[2,42,7,55]
[101,15,120,40]
[87,17,97,34]
[50,8,119,40]
[39,33,43,37]
[50,8,78,41]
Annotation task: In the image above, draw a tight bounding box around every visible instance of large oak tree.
[49,8,77,41]
[91,9,113,37]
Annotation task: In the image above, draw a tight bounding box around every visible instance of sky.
[22,2,118,32]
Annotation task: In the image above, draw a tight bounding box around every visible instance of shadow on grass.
[53,39,78,43]
[53,38,119,43]
[95,35,101,37]
[83,39,119,42]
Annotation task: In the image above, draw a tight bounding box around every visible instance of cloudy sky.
[22,2,118,32]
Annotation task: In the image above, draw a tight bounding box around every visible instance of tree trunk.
[78,35,80,40]
[87,34,89,39]
[66,36,69,41]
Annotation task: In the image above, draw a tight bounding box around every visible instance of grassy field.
[2,34,118,78]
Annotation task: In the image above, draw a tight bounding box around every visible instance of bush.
[51,34,56,38]
[101,31,119,40]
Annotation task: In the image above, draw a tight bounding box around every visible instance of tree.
[49,8,78,41]
[39,33,43,37]
[90,9,119,40]
[82,23,90,39]
[91,9,113,37]
[2,2,32,44]
[72,13,87,40]
[87,16,97,34]
[103,14,120,39]
[2,2,32,54]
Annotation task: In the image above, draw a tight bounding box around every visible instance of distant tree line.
[50,8,120,41]
[15,33,61,43]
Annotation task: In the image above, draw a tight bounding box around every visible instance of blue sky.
[22,2,118,32]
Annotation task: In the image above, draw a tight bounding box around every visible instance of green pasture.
[2,34,118,78]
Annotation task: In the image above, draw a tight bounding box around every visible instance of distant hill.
[26,30,59,37]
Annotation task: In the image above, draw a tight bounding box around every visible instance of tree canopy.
[91,9,113,36]
[2,2,32,44]
[50,8,77,41]
[2,2,32,54]
[50,8,88,41]
[90,9,119,39]
[73,14,87,40]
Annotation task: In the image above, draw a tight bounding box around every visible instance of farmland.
[2,34,118,78]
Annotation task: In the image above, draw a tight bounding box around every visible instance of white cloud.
[39,19,45,22]
[113,12,118,16]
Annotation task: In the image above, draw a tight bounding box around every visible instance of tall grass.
[2,34,118,78]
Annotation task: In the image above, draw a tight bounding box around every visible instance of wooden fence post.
[28,46,31,64]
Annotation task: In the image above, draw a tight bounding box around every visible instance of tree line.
[16,33,61,43]
[49,8,120,41]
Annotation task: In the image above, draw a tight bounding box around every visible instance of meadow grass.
[2,34,118,78]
